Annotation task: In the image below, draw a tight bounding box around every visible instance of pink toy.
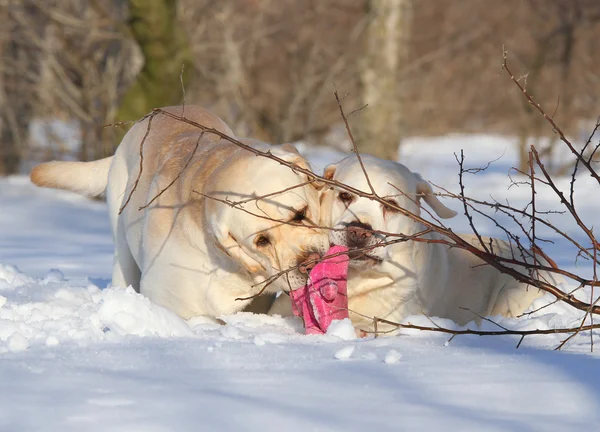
[290,245,350,335]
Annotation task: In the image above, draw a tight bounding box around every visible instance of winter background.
[1,132,599,431]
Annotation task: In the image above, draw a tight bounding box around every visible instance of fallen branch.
[365,316,600,351]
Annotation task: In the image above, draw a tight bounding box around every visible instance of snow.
[333,345,356,360]
[326,318,358,340]
[1,134,600,431]
[383,349,402,364]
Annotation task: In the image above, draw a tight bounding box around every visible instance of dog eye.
[382,199,400,212]
[338,192,353,203]
[291,206,307,222]
[255,235,271,247]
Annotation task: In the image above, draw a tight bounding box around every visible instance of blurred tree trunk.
[516,3,577,174]
[0,14,29,176]
[357,0,412,161]
[116,0,191,132]
[0,101,23,176]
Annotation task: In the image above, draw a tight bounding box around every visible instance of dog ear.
[279,143,300,155]
[275,149,327,191]
[414,173,457,219]
[318,165,338,226]
[323,163,337,180]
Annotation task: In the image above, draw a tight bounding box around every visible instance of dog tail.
[30,156,113,198]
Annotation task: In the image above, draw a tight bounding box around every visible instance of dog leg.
[268,293,294,317]
[491,282,544,318]
[105,148,141,290]
[243,293,277,314]
[111,225,141,291]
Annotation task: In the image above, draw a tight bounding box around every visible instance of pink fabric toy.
[290,245,350,335]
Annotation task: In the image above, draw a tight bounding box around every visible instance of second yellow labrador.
[318,154,553,333]
[31,105,328,320]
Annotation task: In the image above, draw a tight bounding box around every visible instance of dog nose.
[347,223,373,237]
[346,221,373,248]
[298,252,321,274]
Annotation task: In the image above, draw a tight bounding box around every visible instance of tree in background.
[0,1,34,175]
[182,0,364,145]
[116,0,191,126]
[356,0,412,160]
[3,0,138,164]
[3,0,600,173]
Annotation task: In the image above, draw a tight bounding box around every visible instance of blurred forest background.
[1,0,600,175]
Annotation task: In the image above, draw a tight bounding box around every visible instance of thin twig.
[139,132,205,210]
[456,150,489,253]
[180,64,186,117]
[430,184,591,261]
[118,113,156,214]
[503,48,600,185]
[367,316,600,341]
[571,121,600,207]
[532,147,600,250]
[529,147,540,279]
[334,90,377,196]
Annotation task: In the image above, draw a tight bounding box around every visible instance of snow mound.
[0,262,597,354]
[97,288,193,338]
[384,349,402,364]
[334,345,355,360]
[326,318,357,340]
[0,264,195,351]
[0,264,368,352]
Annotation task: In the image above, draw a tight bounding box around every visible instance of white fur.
[30,158,113,198]
[322,155,553,332]
[31,106,328,321]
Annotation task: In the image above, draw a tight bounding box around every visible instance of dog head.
[206,143,328,291]
[322,154,456,268]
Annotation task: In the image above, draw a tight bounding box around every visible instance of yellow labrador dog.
[31,105,328,320]
[320,154,550,332]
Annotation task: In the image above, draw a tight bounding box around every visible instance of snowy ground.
[1,135,599,431]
